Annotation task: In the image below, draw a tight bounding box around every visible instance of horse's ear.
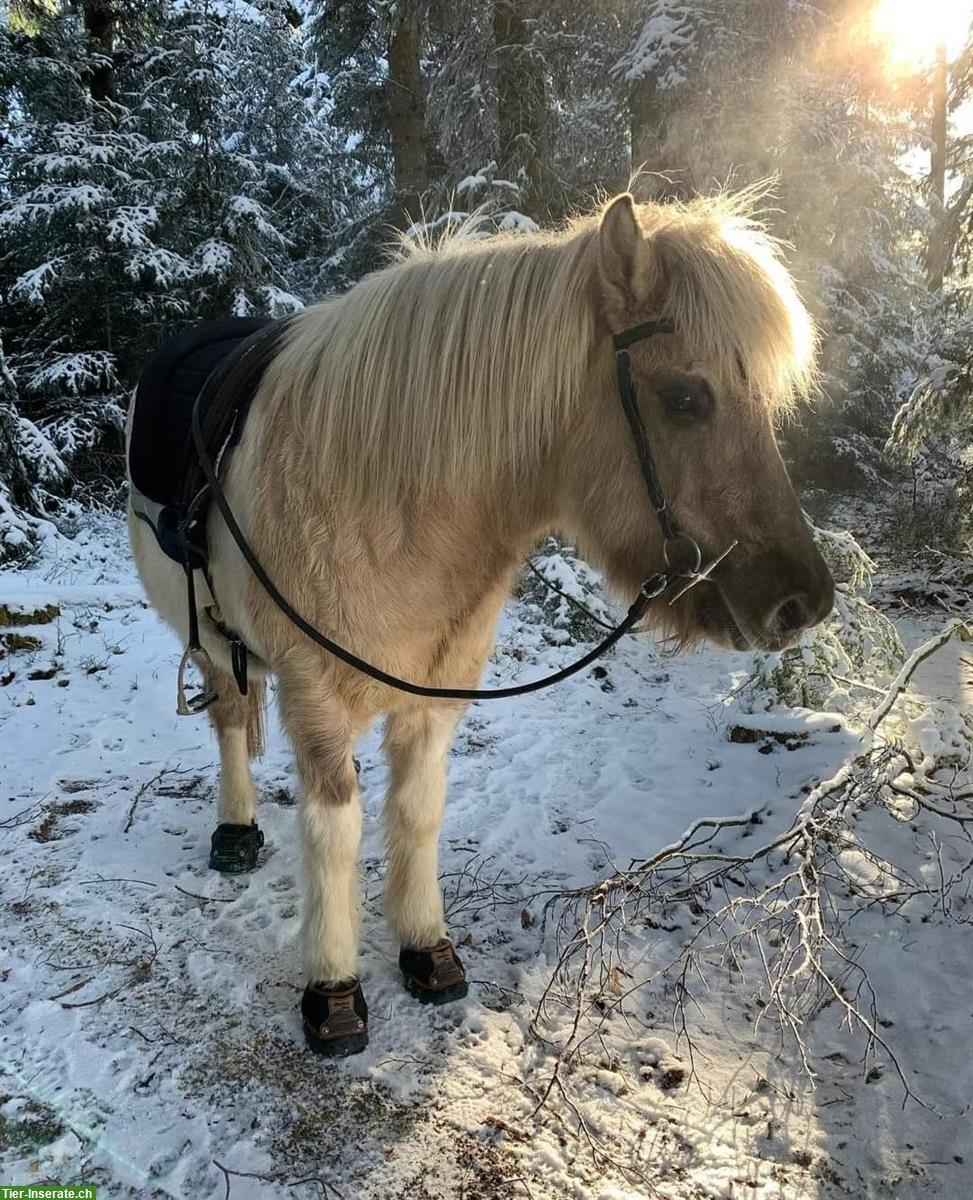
[598,194,653,326]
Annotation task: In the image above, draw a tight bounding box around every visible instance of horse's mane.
[261,193,815,500]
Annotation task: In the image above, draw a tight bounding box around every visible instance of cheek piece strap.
[612,321,738,604]
[177,318,729,707]
[613,319,698,570]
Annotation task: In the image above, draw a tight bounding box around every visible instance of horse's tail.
[246,679,266,761]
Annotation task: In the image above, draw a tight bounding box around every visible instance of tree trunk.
[493,0,550,221]
[926,41,949,291]
[83,0,117,104]
[388,8,428,229]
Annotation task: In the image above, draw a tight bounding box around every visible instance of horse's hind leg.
[205,663,267,873]
[384,704,469,1005]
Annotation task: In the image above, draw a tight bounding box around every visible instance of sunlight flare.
[871,0,973,66]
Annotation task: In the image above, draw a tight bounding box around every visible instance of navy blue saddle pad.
[129,316,273,510]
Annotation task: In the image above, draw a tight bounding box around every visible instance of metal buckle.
[639,574,669,601]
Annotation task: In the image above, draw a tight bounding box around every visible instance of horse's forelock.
[638,196,817,411]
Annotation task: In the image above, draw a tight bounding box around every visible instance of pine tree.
[140,0,302,321]
[225,0,363,296]
[0,9,164,492]
[1,0,348,539]
[0,335,62,564]
[307,0,433,276]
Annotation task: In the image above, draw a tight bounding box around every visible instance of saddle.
[128,316,278,568]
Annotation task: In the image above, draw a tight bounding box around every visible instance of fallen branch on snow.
[524,620,973,1180]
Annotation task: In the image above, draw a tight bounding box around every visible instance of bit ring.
[663,534,702,577]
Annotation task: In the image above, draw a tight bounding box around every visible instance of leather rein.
[180,318,721,704]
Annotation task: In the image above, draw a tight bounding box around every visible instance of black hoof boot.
[399,938,469,1005]
[302,979,368,1057]
[209,822,264,873]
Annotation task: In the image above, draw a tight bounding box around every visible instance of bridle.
[183,318,728,704]
[178,318,730,707]
[612,320,703,577]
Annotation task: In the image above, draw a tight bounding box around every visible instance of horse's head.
[567,192,833,652]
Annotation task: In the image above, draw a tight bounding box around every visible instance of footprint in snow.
[240,909,273,931]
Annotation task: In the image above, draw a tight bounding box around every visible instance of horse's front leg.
[277,665,368,1056]
[384,704,469,1004]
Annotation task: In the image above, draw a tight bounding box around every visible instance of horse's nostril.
[774,596,811,639]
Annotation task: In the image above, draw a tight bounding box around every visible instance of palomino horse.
[128,192,834,1056]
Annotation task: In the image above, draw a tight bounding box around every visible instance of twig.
[213,1159,345,1199]
[174,884,236,903]
[47,977,94,1001]
[868,619,972,730]
[524,624,973,1179]
[60,984,126,1009]
[124,768,180,833]
[76,877,158,888]
[0,801,46,831]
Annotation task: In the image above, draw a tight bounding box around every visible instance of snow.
[9,413,66,486]
[9,260,61,305]
[1,518,972,1198]
[192,238,235,279]
[614,2,698,89]
[107,207,159,250]
[225,195,286,245]
[258,285,304,316]
[25,353,117,400]
[126,246,189,288]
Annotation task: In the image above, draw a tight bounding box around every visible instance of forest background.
[1,0,971,580]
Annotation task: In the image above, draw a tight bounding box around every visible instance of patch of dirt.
[28,798,98,843]
[26,666,59,681]
[0,602,60,627]
[728,725,811,752]
[1,633,43,655]
[0,1096,64,1156]
[181,1026,549,1198]
[59,779,99,794]
[156,776,206,798]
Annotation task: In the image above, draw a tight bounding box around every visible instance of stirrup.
[176,645,218,716]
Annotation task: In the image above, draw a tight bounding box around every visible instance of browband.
[612,319,675,351]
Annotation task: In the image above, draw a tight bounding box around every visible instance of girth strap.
[204,605,249,696]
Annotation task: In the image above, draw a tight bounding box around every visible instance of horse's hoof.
[209,822,264,873]
[399,938,469,1005]
[302,979,369,1056]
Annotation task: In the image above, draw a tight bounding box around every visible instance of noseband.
[178,318,718,708]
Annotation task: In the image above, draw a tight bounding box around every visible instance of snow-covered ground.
[1,518,971,1200]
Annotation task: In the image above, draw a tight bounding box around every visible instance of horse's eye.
[659,379,714,424]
